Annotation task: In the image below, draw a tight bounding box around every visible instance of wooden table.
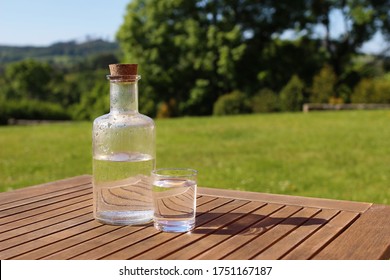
[1,175,389,260]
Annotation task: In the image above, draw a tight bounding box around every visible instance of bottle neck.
[109,81,138,114]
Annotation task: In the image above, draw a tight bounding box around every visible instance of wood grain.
[0,175,388,260]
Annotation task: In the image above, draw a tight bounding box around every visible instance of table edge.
[198,187,373,213]
[1,175,373,214]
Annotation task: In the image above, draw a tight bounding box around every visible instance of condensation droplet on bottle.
[102,145,109,153]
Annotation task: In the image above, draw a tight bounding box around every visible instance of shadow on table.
[192,211,328,236]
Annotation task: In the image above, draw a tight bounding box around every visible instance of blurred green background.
[1,110,389,204]
[1,1,389,205]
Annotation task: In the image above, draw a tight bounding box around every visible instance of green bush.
[0,99,8,125]
[0,99,71,124]
[213,90,251,116]
[351,77,390,103]
[310,64,337,103]
[251,88,280,113]
[335,84,352,104]
[279,75,305,112]
[71,80,109,121]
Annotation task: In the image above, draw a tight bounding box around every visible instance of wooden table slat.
[0,186,91,217]
[0,190,91,227]
[193,205,302,260]
[13,222,105,260]
[313,205,390,260]
[0,198,92,240]
[223,207,322,260]
[1,203,91,245]
[0,175,388,260]
[191,203,285,260]
[83,198,251,260]
[282,210,360,259]
[0,175,91,205]
[135,201,268,260]
[165,202,284,260]
[0,211,92,259]
[42,195,220,260]
[199,187,372,213]
[252,208,340,260]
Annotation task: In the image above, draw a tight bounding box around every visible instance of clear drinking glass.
[152,168,197,232]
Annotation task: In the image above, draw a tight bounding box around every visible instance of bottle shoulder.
[93,112,155,130]
[93,113,110,124]
[138,113,155,126]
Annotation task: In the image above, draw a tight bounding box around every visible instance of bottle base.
[95,210,153,226]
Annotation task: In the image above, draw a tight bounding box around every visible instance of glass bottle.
[92,64,155,225]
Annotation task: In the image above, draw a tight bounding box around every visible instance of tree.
[117,0,314,116]
[279,75,305,111]
[117,0,246,115]
[116,0,389,116]
[71,78,109,120]
[258,38,327,92]
[251,88,279,113]
[4,59,59,102]
[213,90,251,115]
[310,64,337,103]
[351,76,390,103]
[307,0,390,80]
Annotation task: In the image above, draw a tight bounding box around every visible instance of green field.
[1,110,389,205]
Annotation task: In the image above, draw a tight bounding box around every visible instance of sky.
[319,9,387,55]
[0,0,387,54]
[0,0,130,46]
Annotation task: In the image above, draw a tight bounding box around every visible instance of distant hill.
[0,39,120,67]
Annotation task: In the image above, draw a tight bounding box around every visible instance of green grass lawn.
[1,110,389,205]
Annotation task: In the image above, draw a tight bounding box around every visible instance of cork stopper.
[108,64,139,81]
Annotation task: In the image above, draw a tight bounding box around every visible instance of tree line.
[1,0,390,124]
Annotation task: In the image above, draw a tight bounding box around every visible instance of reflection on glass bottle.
[92,64,155,225]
